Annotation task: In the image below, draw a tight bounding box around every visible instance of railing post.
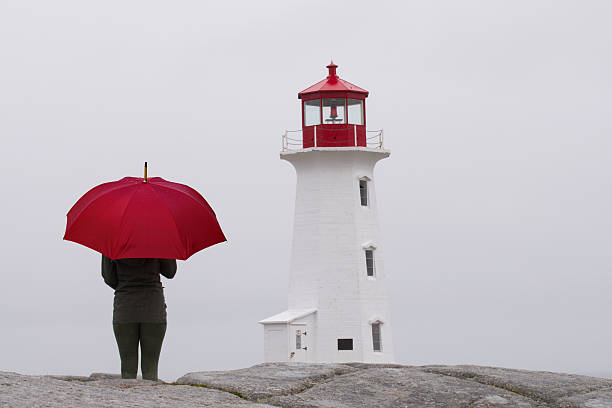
[354,125,357,147]
[380,129,384,149]
[282,131,287,151]
[314,126,317,148]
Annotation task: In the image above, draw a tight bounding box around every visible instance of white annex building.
[259,62,394,364]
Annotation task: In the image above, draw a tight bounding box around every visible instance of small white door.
[290,324,308,362]
[264,328,286,362]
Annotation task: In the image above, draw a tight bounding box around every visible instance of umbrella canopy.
[64,176,226,260]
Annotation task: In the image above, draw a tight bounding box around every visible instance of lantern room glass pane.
[322,98,346,124]
[347,99,363,125]
[304,99,321,126]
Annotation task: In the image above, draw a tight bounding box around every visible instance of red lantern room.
[298,62,368,148]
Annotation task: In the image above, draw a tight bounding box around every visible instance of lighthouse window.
[365,249,375,277]
[337,338,353,350]
[347,99,364,125]
[359,179,368,206]
[372,323,382,351]
[322,98,346,124]
[304,99,321,126]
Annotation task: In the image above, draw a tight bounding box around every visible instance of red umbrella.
[64,168,226,260]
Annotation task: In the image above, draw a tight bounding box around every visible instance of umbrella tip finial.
[144,162,148,182]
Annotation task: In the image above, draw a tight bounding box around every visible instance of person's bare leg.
[113,323,139,379]
[139,323,166,381]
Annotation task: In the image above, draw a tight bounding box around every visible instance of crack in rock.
[176,363,359,401]
[423,365,612,408]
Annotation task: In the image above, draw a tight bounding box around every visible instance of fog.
[0,0,610,381]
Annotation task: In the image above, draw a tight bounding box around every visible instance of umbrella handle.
[144,162,147,182]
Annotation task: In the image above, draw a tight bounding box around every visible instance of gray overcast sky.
[0,0,610,381]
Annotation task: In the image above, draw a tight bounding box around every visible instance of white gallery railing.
[281,128,384,152]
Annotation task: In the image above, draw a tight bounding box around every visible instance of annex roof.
[258,308,317,324]
[298,62,368,99]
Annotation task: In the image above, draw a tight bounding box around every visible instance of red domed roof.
[298,62,368,99]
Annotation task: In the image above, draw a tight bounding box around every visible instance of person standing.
[101,255,176,381]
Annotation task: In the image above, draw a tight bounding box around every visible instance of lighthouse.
[259,62,394,364]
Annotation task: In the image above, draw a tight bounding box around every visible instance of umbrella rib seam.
[152,182,218,218]
[111,188,140,258]
[148,184,187,259]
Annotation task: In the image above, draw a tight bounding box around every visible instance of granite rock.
[560,388,612,408]
[0,371,274,408]
[424,365,612,407]
[3,363,612,408]
[267,367,541,408]
[177,362,358,400]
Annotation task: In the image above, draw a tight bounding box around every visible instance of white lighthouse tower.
[260,62,394,364]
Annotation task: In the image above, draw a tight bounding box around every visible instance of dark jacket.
[101,255,177,324]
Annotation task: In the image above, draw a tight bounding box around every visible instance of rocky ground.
[2,363,612,407]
